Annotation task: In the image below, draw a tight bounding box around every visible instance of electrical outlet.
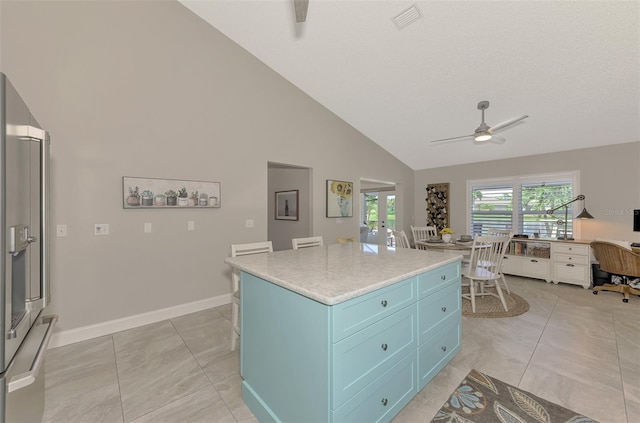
[56,224,67,237]
[94,224,109,235]
[245,219,254,228]
[144,222,152,233]
[188,221,195,231]
[336,218,343,224]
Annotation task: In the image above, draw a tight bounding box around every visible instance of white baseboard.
[49,294,232,349]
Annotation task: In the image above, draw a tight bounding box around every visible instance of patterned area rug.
[431,369,598,422]
[462,287,529,318]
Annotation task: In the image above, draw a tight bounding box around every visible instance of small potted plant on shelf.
[440,227,454,243]
[126,186,140,206]
[154,193,166,206]
[198,192,209,206]
[165,189,178,206]
[177,188,188,206]
[188,190,199,206]
[141,190,154,206]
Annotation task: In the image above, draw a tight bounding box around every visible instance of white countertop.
[225,242,462,305]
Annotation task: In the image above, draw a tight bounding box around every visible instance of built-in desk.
[226,243,462,423]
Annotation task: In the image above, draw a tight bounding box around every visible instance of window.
[468,172,579,238]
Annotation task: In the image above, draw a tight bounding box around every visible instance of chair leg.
[469,279,477,313]
[500,274,510,294]
[494,281,508,311]
[230,301,239,351]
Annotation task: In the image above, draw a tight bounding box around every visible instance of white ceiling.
[180,0,640,170]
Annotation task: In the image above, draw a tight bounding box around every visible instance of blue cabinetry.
[241,260,461,422]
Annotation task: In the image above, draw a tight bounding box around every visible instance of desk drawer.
[332,277,416,343]
[332,351,416,423]
[332,305,416,409]
[554,253,588,265]
[554,243,589,255]
[418,320,461,390]
[417,281,460,344]
[417,262,461,299]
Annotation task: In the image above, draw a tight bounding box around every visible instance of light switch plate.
[56,224,68,237]
[245,219,254,228]
[144,223,152,233]
[94,224,109,235]
[188,221,195,231]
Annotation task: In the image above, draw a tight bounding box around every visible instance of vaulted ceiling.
[180,0,640,170]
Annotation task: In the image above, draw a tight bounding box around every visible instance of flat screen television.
[634,209,640,232]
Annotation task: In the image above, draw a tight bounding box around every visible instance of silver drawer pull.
[381,300,388,307]
[441,275,446,280]
[441,346,447,352]
[381,398,388,406]
[566,263,575,267]
[441,306,447,312]
[531,259,538,263]
[381,343,388,351]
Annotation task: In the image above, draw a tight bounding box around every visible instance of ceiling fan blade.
[489,134,506,144]
[294,0,308,22]
[429,134,474,144]
[489,115,528,132]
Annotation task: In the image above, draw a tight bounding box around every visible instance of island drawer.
[332,305,416,409]
[332,351,417,423]
[417,280,460,344]
[418,319,461,390]
[331,277,416,343]
[417,262,460,298]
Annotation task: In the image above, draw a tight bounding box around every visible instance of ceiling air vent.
[392,4,423,30]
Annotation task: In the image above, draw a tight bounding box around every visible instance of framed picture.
[123,176,221,209]
[425,182,449,230]
[275,190,299,221]
[326,179,353,218]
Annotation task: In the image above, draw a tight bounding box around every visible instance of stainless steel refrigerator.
[0,73,57,423]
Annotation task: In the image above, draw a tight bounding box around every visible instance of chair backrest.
[292,236,324,249]
[591,241,640,277]
[466,235,511,280]
[230,241,273,292]
[392,230,411,248]
[410,225,437,244]
[486,228,514,238]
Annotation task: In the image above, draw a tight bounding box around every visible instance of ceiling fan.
[294,0,308,23]
[429,101,528,145]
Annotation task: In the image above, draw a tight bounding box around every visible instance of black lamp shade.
[575,208,594,219]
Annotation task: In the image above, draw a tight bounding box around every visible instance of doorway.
[360,179,398,246]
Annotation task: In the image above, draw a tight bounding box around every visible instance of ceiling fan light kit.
[429,100,529,146]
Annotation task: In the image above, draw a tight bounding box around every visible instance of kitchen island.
[225,242,462,423]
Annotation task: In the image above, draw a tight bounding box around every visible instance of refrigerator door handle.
[7,315,58,393]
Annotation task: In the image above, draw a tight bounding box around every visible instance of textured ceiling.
[180,0,640,170]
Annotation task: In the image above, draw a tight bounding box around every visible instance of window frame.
[466,171,581,239]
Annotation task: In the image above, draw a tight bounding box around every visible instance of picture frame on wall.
[123,176,221,209]
[275,190,299,221]
[326,179,353,218]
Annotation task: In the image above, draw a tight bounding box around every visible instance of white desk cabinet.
[240,261,461,423]
[501,239,591,288]
[551,242,591,288]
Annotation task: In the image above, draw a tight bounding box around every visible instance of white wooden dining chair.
[230,241,273,351]
[485,228,514,294]
[292,236,324,249]
[410,225,437,250]
[392,230,411,248]
[461,235,511,313]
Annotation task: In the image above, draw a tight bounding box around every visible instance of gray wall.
[268,165,311,251]
[1,1,414,339]
[414,141,640,243]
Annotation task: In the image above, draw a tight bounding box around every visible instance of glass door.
[362,191,396,245]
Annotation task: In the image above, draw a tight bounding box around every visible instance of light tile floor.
[43,276,639,423]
